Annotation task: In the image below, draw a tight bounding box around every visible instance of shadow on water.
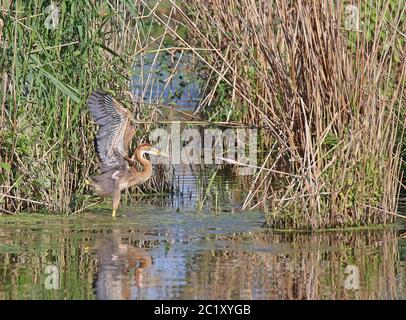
[0,202,406,299]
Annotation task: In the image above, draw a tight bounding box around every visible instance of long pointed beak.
[147,148,168,157]
[158,150,168,157]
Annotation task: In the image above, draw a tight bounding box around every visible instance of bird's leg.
[112,192,121,218]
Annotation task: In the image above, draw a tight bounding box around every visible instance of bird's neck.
[134,148,152,174]
[127,148,153,188]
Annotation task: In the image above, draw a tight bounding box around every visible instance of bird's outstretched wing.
[87,90,135,172]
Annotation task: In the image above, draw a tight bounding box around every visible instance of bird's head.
[137,143,168,157]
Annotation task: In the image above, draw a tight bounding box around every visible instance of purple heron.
[85,90,166,217]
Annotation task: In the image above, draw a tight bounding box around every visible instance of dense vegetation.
[0,0,405,230]
[181,0,405,228]
[0,0,170,214]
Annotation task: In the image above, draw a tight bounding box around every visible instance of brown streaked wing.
[87,90,135,172]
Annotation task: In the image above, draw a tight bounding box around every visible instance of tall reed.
[0,0,176,214]
[1,0,404,231]
[171,0,405,229]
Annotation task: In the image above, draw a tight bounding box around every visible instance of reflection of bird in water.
[95,233,152,300]
[117,243,152,290]
[85,90,167,217]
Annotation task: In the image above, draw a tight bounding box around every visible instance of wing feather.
[87,90,135,172]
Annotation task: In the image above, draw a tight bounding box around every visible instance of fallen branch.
[364,205,406,220]
[0,193,47,206]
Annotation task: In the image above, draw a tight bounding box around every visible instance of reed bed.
[0,0,405,230]
[0,0,177,214]
[169,0,405,229]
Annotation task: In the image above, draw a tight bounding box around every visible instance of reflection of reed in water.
[0,219,98,299]
[120,166,249,213]
[95,230,152,300]
[179,229,401,299]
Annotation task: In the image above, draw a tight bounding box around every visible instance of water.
[1,199,406,299]
[131,52,204,110]
[1,53,405,300]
